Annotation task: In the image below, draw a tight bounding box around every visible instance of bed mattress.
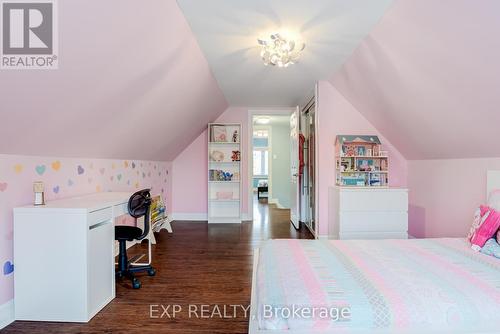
[255,238,500,333]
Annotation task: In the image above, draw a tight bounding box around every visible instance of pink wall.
[0,0,227,161]
[0,154,170,306]
[317,81,407,237]
[331,0,500,160]
[171,107,249,216]
[408,158,500,238]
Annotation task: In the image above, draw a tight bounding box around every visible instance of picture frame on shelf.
[212,126,228,142]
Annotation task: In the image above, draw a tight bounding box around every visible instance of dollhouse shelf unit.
[335,135,389,187]
[208,123,242,224]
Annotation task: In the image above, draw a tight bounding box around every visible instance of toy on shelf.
[231,150,241,161]
[335,135,389,187]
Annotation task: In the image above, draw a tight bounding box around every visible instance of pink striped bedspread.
[256,238,500,333]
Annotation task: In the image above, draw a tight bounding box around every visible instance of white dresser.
[329,187,408,239]
[13,192,132,322]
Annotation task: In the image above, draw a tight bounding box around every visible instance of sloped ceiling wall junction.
[331,0,500,160]
[0,0,228,161]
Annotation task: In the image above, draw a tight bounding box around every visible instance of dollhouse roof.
[336,135,381,145]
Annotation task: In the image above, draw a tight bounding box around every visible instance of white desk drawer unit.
[329,187,408,240]
[13,192,132,322]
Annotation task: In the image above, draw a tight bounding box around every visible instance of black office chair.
[115,189,156,289]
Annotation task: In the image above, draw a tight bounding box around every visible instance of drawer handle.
[89,220,110,230]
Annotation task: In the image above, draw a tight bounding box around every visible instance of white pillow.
[488,189,500,211]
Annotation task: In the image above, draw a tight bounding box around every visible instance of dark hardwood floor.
[4,198,313,333]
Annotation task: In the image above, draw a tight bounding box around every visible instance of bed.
[249,238,500,334]
[249,171,500,334]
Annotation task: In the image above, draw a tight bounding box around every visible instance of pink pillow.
[467,205,490,240]
[470,206,500,250]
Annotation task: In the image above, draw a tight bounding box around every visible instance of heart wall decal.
[3,261,14,275]
[0,182,7,192]
[14,164,23,174]
[35,165,46,175]
[53,185,60,194]
[51,161,61,171]
[77,165,85,175]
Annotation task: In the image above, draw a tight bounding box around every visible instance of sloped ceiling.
[330,0,500,160]
[0,0,227,161]
[177,0,394,107]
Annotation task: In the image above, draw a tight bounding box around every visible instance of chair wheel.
[147,268,156,276]
[132,278,141,289]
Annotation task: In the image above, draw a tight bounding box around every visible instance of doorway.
[250,113,292,225]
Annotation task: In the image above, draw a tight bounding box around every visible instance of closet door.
[290,107,300,229]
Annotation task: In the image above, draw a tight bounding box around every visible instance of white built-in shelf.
[208,123,242,224]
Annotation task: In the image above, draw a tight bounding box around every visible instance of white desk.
[13,192,132,322]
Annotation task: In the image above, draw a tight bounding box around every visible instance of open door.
[290,106,300,229]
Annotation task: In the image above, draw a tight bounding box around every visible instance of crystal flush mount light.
[257,33,305,67]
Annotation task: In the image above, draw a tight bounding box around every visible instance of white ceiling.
[177,0,394,107]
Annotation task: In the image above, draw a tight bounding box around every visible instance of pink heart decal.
[99,168,105,175]
[0,182,8,192]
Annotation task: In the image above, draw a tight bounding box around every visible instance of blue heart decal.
[77,165,85,175]
[3,261,14,275]
[53,185,60,194]
[131,162,136,169]
[35,165,46,175]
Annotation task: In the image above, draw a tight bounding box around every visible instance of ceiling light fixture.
[255,117,270,124]
[257,33,305,68]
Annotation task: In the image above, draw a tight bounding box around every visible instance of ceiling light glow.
[257,33,305,68]
[255,117,270,124]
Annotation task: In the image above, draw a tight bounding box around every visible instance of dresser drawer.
[340,190,408,212]
[88,207,112,228]
[339,211,408,233]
